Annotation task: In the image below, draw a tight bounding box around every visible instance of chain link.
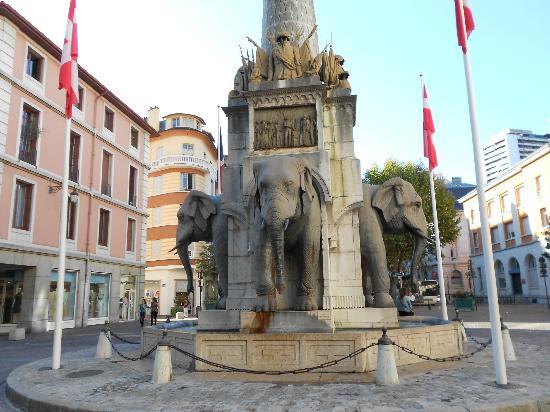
[105,332,158,361]
[392,337,492,362]
[104,329,140,345]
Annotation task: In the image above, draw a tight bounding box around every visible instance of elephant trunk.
[410,235,427,282]
[266,216,286,292]
[176,242,194,293]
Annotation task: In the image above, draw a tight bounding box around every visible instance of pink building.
[0,3,157,333]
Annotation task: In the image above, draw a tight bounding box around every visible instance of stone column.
[262,0,319,56]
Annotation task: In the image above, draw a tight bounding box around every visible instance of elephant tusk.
[283,219,290,231]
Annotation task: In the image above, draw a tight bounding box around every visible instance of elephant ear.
[181,190,217,232]
[299,161,315,215]
[372,177,406,223]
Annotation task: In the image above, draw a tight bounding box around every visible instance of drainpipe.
[82,88,107,327]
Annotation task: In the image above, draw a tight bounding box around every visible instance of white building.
[483,129,550,182]
[460,145,550,302]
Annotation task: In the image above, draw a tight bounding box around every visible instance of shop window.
[12,179,33,231]
[104,106,114,132]
[48,271,77,321]
[19,104,40,165]
[88,273,110,319]
[26,47,44,82]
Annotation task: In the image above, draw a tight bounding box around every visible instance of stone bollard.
[152,339,172,384]
[95,330,112,359]
[375,328,399,385]
[501,318,516,361]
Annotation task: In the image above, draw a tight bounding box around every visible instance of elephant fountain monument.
[142,0,464,373]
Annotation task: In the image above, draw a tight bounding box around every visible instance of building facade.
[0,3,156,332]
[483,129,550,182]
[145,108,217,316]
[461,145,550,302]
[426,177,476,296]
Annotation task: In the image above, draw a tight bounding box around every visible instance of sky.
[10,0,550,183]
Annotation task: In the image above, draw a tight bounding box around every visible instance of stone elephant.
[171,190,245,309]
[359,178,428,308]
[252,157,321,312]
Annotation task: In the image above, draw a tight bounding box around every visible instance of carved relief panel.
[253,105,318,151]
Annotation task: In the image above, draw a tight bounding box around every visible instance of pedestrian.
[396,287,414,317]
[139,298,147,327]
[150,297,159,326]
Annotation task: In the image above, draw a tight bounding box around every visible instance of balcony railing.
[150,155,217,178]
[520,234,533,244]
[101,182,111,197]
[128,193,137,207]
[505,238,516,248]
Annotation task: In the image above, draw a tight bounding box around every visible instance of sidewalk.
[5,338,550,411]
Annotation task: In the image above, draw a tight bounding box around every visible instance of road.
[0,304,548,410]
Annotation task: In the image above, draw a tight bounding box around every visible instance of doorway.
[511,273,523,295]
[0,271,24,324]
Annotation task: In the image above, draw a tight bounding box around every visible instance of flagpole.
[52,117,71,370]
[420,75,448,320]
[456,0,507,385]
[462,50,507,385]
[217,105,221,195]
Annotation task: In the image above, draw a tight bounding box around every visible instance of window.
[535,175,542,198]
[541,208,549,227]
[66,197,77,240]
[487,200,494,219]
[69,131,80,183]
[451,271,463,287]
[130,127,139,149]
[156,146,164,160]
[152,207,162,226]
[153,176,163,195]
[472,231,480,253]
[48,271,77,321]
[101,150,112,196]
[19,104,40,165]
[526,255,538,290]
[182,118,194,128]
[98,208,110,247]
[504,221,515,240]
[490,226,499,244]
[519,216,530,236]
[104,106,114,132]
[172,117,180,128]
[126,218,136,252]
[514,186,525,208]
[88,273,110,318]
[182,143,194,155]
[12,180,33,230]
[128,166,138,206]
[477,267,483,291]
[151,240,161,259]
[495,261,506,288]
[76,86,84,111]
[25,47,44,82]
[180,173,194,191]
[499,192,510,213]
[470,209,475,225]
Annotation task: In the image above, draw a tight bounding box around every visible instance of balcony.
[505,238,516,248]
[150,155,216,178]
[520,234,533,244]
[101,182,111,197]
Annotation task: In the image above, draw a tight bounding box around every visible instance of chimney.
[451,177,462,184]
[147,106,160,131]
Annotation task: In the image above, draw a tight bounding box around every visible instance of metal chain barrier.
[391,337,492,363]
[168,342,379,375]
[104,331,158,361]
[106,330,140,345]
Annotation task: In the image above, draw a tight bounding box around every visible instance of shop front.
[87,272,111,325]
[119,274,136,321]
[0,270,24,325]
[47,270,78,331]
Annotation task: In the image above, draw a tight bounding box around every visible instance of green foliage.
[195,243,219,306]
[363,159,461,274]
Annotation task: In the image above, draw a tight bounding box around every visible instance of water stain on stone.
[250,311,272,333]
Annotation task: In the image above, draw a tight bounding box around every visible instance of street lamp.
[49,185,79,204]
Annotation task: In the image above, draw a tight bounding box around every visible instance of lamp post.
[197,268,204,314]
[539,256,549,310]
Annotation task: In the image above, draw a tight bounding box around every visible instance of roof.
[0,1,158,137]
[163,113,206,125]
[446,183,476,210]
[459,143,550,204]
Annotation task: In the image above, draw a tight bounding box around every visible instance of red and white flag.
[423,83,438,172]
[454,0,475,54]
[59,0,78,119]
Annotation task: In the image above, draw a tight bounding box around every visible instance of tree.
[363,159,461,278]
[194,243,219,308]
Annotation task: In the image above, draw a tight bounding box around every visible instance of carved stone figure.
[302,115,314,146]
[268,31,303,81]
[358,178,428,308]
[252,157,321,311]
[247,36,269,82]
[172,191,245,309]
[283,117,294,147]
[339,70,351,90]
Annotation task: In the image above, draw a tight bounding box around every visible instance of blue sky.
[11,0,550,183]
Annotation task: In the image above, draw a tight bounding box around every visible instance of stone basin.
[142,315,464,373]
